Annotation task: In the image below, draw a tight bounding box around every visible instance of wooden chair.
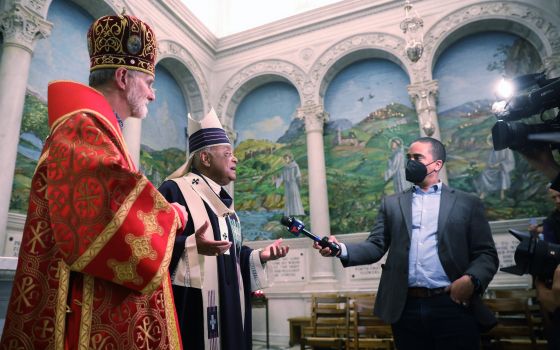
[482,289,547,350]
[347,294,393,350]
[300,293,350,350]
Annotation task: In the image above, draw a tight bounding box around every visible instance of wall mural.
[141,65,188,187]
[435,32,551,220]
[234,82,303,240]
[324,59,418,234]
[11,0,91,213]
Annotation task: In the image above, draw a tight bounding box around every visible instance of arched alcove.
[305,33,410,105]
[231,76,303,241]
[216,60,305,131]
[157,40,209,119]
[423,1,557,82]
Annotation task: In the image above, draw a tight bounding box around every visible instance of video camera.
[491,72,560,151]
[501,229,560,282]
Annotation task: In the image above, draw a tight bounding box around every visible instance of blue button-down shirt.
[408,182,450,288]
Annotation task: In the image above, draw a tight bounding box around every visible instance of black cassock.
[159,179,253,350]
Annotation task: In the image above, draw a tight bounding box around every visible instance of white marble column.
[408,80,448,184]
[122,118,142,169]
[0,4,51,255]
[296,104,336,283]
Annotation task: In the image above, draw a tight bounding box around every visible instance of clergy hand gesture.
[259,238,289,263]
[195,221,232,256]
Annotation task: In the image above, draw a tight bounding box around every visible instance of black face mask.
[405,159,437,184]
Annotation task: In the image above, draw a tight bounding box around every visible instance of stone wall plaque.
[269,248,306,282]
[346,255,386,281]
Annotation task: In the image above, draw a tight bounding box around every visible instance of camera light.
[495,78,515,99]
[492,100,507,114]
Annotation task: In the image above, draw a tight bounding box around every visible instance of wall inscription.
[269,248,306,282]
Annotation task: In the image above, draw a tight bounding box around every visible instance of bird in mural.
[357,96,364,102]
[369,92,375,99]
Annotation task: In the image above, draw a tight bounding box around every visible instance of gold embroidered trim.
[163,274,182,349]
[55,261,70,350]
[71,177,148,271]
[78,275,94,350]
[108,257,143,285]
[140,192,180,295]
[35,149,49,174]
[50,107,134,170]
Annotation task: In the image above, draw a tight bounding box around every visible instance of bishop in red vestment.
[0,14,187,350]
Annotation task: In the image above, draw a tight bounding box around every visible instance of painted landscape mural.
[323,59,418,234]
[234,82,305,240]
[11,0,91,213]
[140,65,189,187]
[435,32,551,220]
[11,0,189,212]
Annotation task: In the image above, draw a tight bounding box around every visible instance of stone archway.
[216,59,306,132]
[423,1,559,81]
[157,40,209,119]
[306,32,410,106]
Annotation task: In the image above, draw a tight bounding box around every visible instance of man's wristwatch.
[466,273,482,294]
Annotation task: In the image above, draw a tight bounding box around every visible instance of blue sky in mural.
[234,82,300,144]
[28,0,91,99]
[144,65,189,151]
[434,32,517,112]
[324,59,412,123]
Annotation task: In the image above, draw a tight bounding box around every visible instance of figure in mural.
[475,136,516,200]
[384,137,408,193]
[315,137,498,350]
[276,153,306,216]
[159,109,289,350]
[0,15,190,349]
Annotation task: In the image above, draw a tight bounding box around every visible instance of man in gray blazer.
[316,137,499,350]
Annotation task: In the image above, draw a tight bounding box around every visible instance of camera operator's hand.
[536,264,560,313]
[517,144,560,181]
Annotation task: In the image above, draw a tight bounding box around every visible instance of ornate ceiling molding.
[216,59,306,127]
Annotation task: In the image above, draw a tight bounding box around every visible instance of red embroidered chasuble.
[0,81,184,350]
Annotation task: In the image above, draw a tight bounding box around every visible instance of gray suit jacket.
[341,184,499,324]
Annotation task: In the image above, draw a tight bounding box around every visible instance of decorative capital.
[297,104,328,133]
[408,80,439,111]
[0,3,52,52]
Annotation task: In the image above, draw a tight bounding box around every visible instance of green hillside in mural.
[325,103,419,234]
[140,146,186,188]
[438,100,551,220]
[11,92,48,213]
[235,102,420,238]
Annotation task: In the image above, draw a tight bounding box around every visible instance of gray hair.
[89,68,141,88]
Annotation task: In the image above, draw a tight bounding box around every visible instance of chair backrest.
[309,293,350,337]
[349,294,393,350]
[483,289,538,345]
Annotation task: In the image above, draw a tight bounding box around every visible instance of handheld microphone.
[280,216,341,256]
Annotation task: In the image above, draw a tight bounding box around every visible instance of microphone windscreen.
[280,216,291,227]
